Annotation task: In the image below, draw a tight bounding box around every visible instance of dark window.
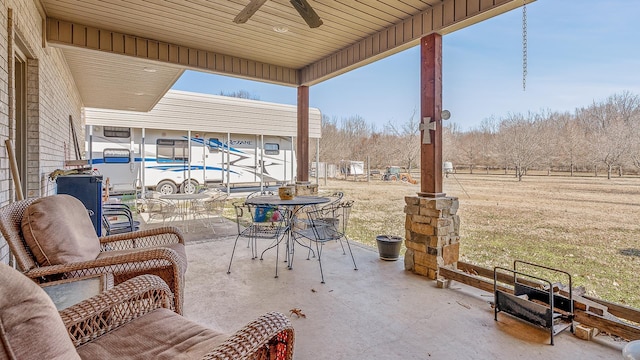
[103,126,131,138]
[264,143,279,155]
[103,149,130,163]
[157,139,189,162]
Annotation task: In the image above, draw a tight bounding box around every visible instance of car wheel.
[157,181,177,195]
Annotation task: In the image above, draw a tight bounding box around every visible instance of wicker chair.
[0,196,188,314]
[0,263,294,360]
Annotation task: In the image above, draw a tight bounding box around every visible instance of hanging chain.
[522,0,528,91]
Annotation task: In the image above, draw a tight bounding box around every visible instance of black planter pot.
[376,235,403,261]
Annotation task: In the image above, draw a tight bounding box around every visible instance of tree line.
[316,91,640,180]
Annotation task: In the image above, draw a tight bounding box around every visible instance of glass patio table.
[245,195,330,269]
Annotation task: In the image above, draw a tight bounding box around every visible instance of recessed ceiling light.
[143,67,157,73]
[273,25,289,33]
[134,92,145,96]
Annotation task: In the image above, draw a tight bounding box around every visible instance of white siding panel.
[85,90,322,138]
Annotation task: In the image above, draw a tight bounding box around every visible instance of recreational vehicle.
[84,90,322,194]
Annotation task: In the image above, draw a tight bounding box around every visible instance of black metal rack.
[494,260,574,345]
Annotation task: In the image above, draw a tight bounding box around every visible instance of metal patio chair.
[243,190,276,247]
[102,203,141,235]
[293,201,357,283]
[192,191,229,230]
[140,191,178,225]
[227,200,290,278]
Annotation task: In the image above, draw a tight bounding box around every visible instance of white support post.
[202,133,207,186]
[316,138,320,185]
[290,136,295,183]
[141,128,146,198]
[226,133,231,193]
[260,134,264,191]
[283,138,287,184]
[88,125,93,170]
[187,130,192,188]
[254,135,258,183]
[130,129,135,173]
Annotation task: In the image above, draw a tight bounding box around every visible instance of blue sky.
[172,0,640,131]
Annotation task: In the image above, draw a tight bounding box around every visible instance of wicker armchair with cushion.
[0,194,188,314]
[0,263,294,360]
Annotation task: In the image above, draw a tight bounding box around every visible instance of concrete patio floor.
[174,219,624,360]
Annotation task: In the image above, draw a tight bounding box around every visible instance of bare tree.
[317,91,640,178]
[219,90,260,100]
[456,130,487,174]
[552,112,586,176]
[594,119,631,179]
[385,109,421,170]
[536,110,562,175]
[318,115,344,164]
[577,93,638,179]
[342,114,373,161]
[496,113,543,181]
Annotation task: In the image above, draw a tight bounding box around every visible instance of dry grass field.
[318,174,640,309]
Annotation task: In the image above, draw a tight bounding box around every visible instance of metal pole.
[324,162,327,186]
[315,138,319,185]
[283,138,287,184]
[187,130,192,188]
[141,128,146,198]
[130,128,135,173]
[254,135,258,183]
[221,137,225,187]
[226,132,231,194]
[291,136,295,183]
[202,133,207,186]
[88,125,93,171]
[260,134,264,191]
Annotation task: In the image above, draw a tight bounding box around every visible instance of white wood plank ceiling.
[39,0,532,111]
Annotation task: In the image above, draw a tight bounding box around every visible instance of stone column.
[404,196,460,279]
[294,182,318,195]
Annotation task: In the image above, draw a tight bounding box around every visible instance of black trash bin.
[376,235,403,261]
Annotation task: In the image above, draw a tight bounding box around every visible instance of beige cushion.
[0,263,81,359]
[76,308,228,359]
[21,194,100,266]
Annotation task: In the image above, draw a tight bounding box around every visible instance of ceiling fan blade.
[290,0,323,28]
[233,0,268,24]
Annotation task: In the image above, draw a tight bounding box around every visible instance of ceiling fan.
[233,0,323,28]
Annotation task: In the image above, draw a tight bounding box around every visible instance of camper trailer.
[85,90,322,194]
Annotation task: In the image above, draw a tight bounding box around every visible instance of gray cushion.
[0,263,81,359]
[76,308,227,359]
[21,194,100,266]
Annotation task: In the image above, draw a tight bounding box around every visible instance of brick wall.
[0,1,84,264]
